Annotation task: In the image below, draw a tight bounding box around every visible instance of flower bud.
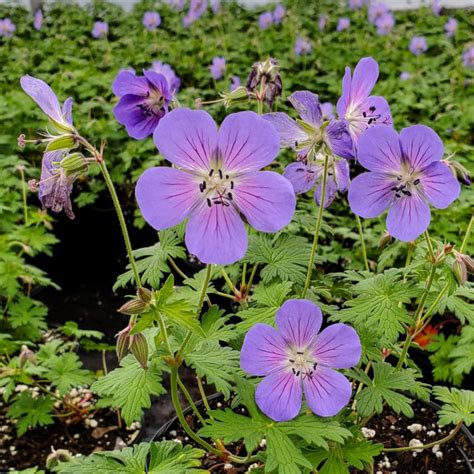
[452,251,474,285]
[444,158,471,186]
[378,231,392,248]
[220,86,249,108]
[246,57,282,108]
[45,134,76,152]
[46,448,74,469]
[130,333,149,370]
[117,298,147,315]
[59,152,88,174]
[115,326,131,362]
[137,287,153,304]
[18,345,37,368]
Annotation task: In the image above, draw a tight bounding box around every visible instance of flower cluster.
[409,36,428,56]
[91,21,108,39]
[0,18,16,37]
[209,56,226,80]
[183,0,208,27]
[34,9,43,31]
[258,4,286,29]
[294,36,312,56]
[142,11,161,31]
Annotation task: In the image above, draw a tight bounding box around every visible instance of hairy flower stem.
[302,154,329,298]
[167,256,188,280]
[384,421,462,453]
[197,375,213,418]
[177,375,207,426]
[18,167,28,225]
[355,214,369,272]
[460,214,474,253]
[221,268,239,296]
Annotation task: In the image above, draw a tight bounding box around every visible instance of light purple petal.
[218,112,280,173]
[315,176,338,208]
[185,200,247,265]
[420,161,460,209]
[153,108,218,172]
[112,71,149,97]
[263,113,308,149]
[303,366,352,417]
[386,194,431,242]
[350,57,379,108]
[20,75,63,122]
[256,369,302,421]
[356,126,402,173]
[313,324,361,369]
[348,172,394,218]
[240,324,289,376]
[62,98,73,125]
[336,66,352,118]
[143,70,171,100]
[233,171,295,232]
[289,91,322,126]
[400,125,444,170]
[135,167,200,230]
[335,159,350,192]
[325,120,354,159]
[275,299,322,349]
[283,162,319,194]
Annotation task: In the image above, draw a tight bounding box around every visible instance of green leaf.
[60,321,104,340]
[7,392,54,436]
[91,356,166,425]
[433,386,474,427]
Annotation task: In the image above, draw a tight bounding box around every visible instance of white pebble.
[89,419,98,428]
[15,384,28,393]
[169,430,177,437]
[224,463,233,470]
[407,423,423,434]
[361,427,376,439]
[428,471,437,474]
[409,438,424,453]
[427,430,436,437]
[73,433,80,439]
[432,444,440,453]
[216,402,222,407]
[259,438,267,447]
[435,451,443,459]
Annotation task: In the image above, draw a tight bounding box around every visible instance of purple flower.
[337,57,392,143]
[0,18,16,37]
[349,0,366,10]
[431,0,442,15]
[462,46,474,69]
[409,36,428,56]
[259,11,273,29]
[230,75,241,91]
[92,21,108,39]
[445,18,458,38]
[265,91,353,161]
[240,299,361,421]
[210,0,220,13]
[294,36,312,56]
[375,13,394,36]
[34,9,43,31]
[166,0,185,11]
[209,56,226,80]
[273,4,286,24]
[183,0,207,27]
[348,125,460,242]
[337,17,350,31]
[368,2,388,24]
[151,61,181,94]
[318,14,328,31]
[321,102,334,120]
[112,70,171,140]
[400,71,411,80]
[143,11,161,31]
[135,109,296,265]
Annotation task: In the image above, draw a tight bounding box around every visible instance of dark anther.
[291,368,296,374]
[296,168,305,173]
[289,359,295,363]
[328,172,333,176]
[414,179,420,185]
[296,351,303,355]
[230,181,234,189]
[362,111,367,117]
[398,184,406,190]
[227,192,233,200]
[218,169,223,179]
[402,189,412,196]
[395,192,401,198]
[368,118,373,125]
[199,181,207,193]
[225,174,229,179]
[295,371,300,376]
[209,169,214,177]
[391,187,398,191]
[369,106,376,112]
[207,198,212,207]
[295,141,298,147]
[397,176,402,181]
[313,362,317,369]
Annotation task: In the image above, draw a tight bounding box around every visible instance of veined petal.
[313,324,361,369]
[263,113,308,148]
[62,98,74,125]
[218,111,280,173]
[314,176,338,208]
[185,200,247,265]
[289,91,322,126]
[335,159,350,192]
[336,66,352,118]
[154,108,218,172]
[421,161,460,209]
[386,193,431,242]
[240,323,289,376]
[350,57,379,108]
[400,125,444,170]
[356,126,402,173]
[303,366,352,417]
[284,162,319,194]
[349,96,392,142]
[112,71,149,97]
[348,172,393,218]
[256,369,302,421]
[135,167,201,230]
[275,299,322,349]
[143,70,171,101]
[325,120,354,160]
[20,75,63,123]
[233,171,296,232]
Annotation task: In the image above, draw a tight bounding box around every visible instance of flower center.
[390,169,421,199]
[287,348,317,379]
[199,167,235,208]
[137,90,166,117]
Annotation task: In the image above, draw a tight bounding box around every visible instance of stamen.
[218,169,223,179]
[209,169,214,177]
[414,179,420,185]
[207,198,212,207]
[402,189,412,196]
[227,192,233,200]
[230,181,234,189]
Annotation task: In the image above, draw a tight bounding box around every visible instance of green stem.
[424,230,435,262]
[302,154,329,298]
[247,264,258,290]
[257,99,264,115]
[197,375,213,418]
[170,367,222,456]
[177,376,207,426]
[18,167,28,225]
[355,214,369,272]
[384,422,462,453]
[221,268,239,296]
[156,310,173,356]
[460,214,474,253]
[241,262,247,288]
[167,256,188,280]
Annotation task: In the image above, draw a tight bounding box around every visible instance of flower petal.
[314,176,338,208]
[350,57,379,108]
[143,70,171,101]
[240,324,289,376]
[275,299,322,349]
[284,162,319,194]
[336,66,352,118]
[420,161,460,209]
[325,120,354,159]
[349,96,392,141]
[218,111,280,173]
[20,75,63,123]
[263,113,308,148]
[400,125,444,170]
[356,126,402,173]
[135,167,200,230]
[112,71,149,97]
[348,172,394,218]
[303,366,352,417]
[153,108,218,172]
[233,171,296,233]
[313,324,361,369]
[256,369,302,421]
[335,159,350,192]
[289,91,322,126]
[62,98,73,125]
[386,193,431,242]
[185,200,247,265]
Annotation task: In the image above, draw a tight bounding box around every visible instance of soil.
[155,397,473,474]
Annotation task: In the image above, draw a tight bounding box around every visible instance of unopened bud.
[444,159,471,186]
[117,298,147,315]
[130,333,149,370]
[46,448,74,469]
[115,326,131,362]
[452,258,467,285]
[59,152,88,174]
[18,345,37,368]
[378,231,392,248]
[443,243,454,255]
[45,134,76,152]
[220,86,249,108]
[137,287,153,304]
